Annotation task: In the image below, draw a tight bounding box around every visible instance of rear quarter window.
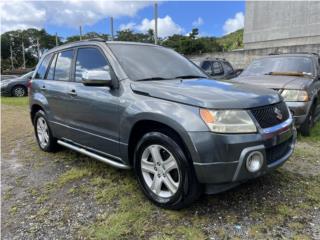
[35,53,52,79]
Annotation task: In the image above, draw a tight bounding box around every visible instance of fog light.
[246,151,264,173]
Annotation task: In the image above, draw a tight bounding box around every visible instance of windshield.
[241,56,314,77]
[108,43,207,81]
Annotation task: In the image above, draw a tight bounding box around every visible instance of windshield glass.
[108,43,207,81]
[241,56,314,77]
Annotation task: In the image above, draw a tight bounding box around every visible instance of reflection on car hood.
[232,75,311,89]
[130,78,280,109]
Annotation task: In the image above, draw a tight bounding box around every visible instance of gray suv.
[30,40,296,209]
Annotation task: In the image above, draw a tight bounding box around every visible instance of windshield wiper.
[264,71,313,78]
[137,77,170,81]
[173,75,207,79]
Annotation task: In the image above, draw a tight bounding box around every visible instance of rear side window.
[213,61,224,75]
[201,61,212,71]
[35,54,52,79]
[75,47,110,82]
[46,54,57,80]
[54,50,74,81]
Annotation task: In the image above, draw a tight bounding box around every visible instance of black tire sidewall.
[134,132,192,208]
[34,110,55,152]
[12,86,27,97]
[300,103,316,136]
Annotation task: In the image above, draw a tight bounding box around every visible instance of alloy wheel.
[13,87,25,97]
[140,144,180,198]
[36,117,49,148]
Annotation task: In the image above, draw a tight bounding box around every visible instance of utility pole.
[55,32,58,46]
[110,17,114,41]
[36,38,40,59]
[21,37,26,69]
[154,1,158,45]
[79,25,82,40]
[10,43,14,70]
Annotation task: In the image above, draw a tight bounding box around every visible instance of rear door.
[66,46,121,159]
[41,49,75,139]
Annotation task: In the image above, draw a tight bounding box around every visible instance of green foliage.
[217,29,244,51]
[1,28,62,71]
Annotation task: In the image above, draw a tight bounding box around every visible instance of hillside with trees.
[1,28,243,72]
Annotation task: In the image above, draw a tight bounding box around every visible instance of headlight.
[281,90,309,102]
[1,82,9,88]
[200,109,257,133]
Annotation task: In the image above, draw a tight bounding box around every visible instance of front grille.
[266,137,293,164]
[250,102,289,129]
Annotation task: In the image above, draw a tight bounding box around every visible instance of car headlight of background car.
[1,80,10,88]
[200,109,257,133]
[281,90,309,102]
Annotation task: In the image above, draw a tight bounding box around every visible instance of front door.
[66,47,121,159]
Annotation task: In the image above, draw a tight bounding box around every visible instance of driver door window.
[75,48,111,82]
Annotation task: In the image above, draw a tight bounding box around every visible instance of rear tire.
[300,103,316,136]
[134,131,202,209]
[12,86,27,97]
[34,110,58,152]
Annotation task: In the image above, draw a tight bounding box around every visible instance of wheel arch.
[126,118,195,168]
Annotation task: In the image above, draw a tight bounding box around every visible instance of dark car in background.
[30,40,296,209]
[199,58,242,80]
[1,71,34,97]
[233,53,320,136]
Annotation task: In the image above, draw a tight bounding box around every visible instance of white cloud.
[192,17,204,28]
[0,1,46,33]
[120,15,183,38]
[223,12,244,35]
[119,22,136,31]
[0,1,151,33]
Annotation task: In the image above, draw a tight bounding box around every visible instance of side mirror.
[81,70,112,87]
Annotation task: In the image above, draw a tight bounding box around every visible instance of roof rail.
[87,38,106,42]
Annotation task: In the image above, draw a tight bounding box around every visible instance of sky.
[0,1,245,39]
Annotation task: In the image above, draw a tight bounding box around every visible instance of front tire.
[300,103,316,136]
[34,110,57,152]
[134,132,202,209]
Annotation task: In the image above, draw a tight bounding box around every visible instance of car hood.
[130,78,281,109]
[233,75,311,90]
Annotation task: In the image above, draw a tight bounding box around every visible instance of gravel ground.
[1,102,320,240]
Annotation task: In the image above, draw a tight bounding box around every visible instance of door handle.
[68,89,77,96]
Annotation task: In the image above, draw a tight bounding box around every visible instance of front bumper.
[286,101,311,126]
[189,117,296,193]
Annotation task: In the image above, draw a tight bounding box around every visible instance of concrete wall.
[244,1,320,49]
[189,44,320,69]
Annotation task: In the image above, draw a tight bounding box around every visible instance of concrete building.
[244,1,320,49]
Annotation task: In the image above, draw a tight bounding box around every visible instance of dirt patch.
[1,104,320,239]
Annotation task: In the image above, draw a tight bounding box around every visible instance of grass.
[1,96,28,106]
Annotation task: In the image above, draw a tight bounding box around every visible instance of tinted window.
[222,62,233,74]
[212,61,224,75]
[108,44,206,81]
[54,50,74,81]
[201,61,212,71]
[35,54,52,79]
[75,48,110,82]
[46,53,57,80]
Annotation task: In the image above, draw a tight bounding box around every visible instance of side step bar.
[57,140,130,170]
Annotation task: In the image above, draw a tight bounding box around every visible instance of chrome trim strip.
[193,161,238,166]
[57,140,130,170]
[232,145,265,182]
[261,117,293,134]
[51,121,127,145]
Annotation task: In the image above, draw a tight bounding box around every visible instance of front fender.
[119,98,209,163]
